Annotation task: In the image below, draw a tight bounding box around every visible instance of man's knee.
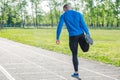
[81,44,89,52]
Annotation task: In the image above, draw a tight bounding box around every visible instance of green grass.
[0,28,120,66]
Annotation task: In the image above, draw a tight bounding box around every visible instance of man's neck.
[65,9,71,12]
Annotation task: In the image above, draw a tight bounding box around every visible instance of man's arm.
[56,15,64,44]
[79,13,90,36]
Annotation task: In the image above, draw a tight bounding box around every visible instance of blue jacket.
[56,10,90,40]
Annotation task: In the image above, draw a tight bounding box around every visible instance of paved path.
[0,38,119,80]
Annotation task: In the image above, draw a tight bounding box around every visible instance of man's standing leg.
[69,36,79,77]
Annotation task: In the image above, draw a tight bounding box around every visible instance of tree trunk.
[1,0,5,28]
[50,9,54,27]
[35,4,38,28]
[31,3,35,27]
[54,8,59,25]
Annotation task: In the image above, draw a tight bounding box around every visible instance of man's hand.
[56,40,60,45]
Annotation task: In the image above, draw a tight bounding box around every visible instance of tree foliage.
[0,0,119,28]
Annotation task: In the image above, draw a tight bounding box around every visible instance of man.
[56,4,91,78]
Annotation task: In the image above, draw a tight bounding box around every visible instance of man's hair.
[63,4,70,9]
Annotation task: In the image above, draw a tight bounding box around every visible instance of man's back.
[63,10,84,36]
[56,10,90,40]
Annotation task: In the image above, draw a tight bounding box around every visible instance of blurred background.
[0,0,119,28]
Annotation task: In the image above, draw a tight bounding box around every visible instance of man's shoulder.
[60,14,64,18]
[71,10,82,15]
[61,10,82,17]
[59,13,65,19]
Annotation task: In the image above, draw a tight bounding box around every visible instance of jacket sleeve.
[79,13,90,36]
[56,15,64,40]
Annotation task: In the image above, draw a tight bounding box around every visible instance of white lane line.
[0,47,67,80]
[19,58,67,80]
[0,65,15,80]
[0,39,119,80]
[10,42,118,80]
[31,50,119,80]
[80,67,118,80]
[11,45,119,80]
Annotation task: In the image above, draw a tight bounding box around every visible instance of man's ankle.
[75,71,78,74]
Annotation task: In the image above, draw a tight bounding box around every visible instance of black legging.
[69,33,89,72]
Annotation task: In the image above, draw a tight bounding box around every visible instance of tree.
[48,0,54,27]
[30,0,42,27]
[0,0,7,28]
[51,0,62,24]
[114,0,120,27]
[83,0,94,27]
[0,0,119,28]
